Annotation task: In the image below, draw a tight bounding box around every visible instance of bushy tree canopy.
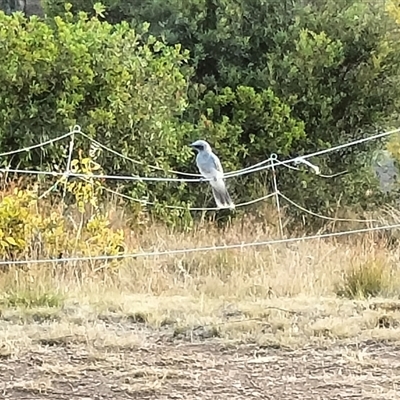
[2,0,400,225]
[0,9,201,223]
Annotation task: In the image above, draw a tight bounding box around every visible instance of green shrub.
[0,7,196,224]
[3,1,400,227]
[44,0,400,222]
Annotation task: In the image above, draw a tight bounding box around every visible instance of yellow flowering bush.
[0,152,125,271]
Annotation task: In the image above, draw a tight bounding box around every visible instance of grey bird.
[190,140,235,209]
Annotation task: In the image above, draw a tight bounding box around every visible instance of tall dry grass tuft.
[1,176,400,346]
[1,198,399,300]
[336,258,393,299]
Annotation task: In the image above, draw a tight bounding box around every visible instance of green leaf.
[5,237,17,246]
[93,3,106,17]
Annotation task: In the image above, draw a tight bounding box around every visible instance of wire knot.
[72,125,82,133]
[293,157,321,175]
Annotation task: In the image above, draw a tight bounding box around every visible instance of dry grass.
[0,196,400,345]
[0,194,400,398]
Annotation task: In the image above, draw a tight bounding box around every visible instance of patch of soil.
[1,335,399,399]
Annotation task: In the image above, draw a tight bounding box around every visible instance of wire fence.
[3,124,400,183]
[0,124,399,266]
[0,223,398,266]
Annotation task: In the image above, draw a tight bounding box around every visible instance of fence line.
[0,125,399,266]
[0,130,76,157]
[278,192,379,223]
[1,125,398,183]
[77,176,276,211]
[79,131,203,178]
[1,222,398,266]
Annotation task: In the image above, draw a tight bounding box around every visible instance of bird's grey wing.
[198,153,234,209]
[197,153,222,176]
[210,153,224,174]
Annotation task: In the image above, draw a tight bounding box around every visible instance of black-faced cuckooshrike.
[190,140,235,210]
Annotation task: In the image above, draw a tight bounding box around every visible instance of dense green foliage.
[1,0,400,226]
[0,9,199,224]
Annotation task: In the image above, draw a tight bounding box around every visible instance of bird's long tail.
[211,180,235,210]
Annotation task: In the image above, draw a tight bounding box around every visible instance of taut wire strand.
[0,223,399,266]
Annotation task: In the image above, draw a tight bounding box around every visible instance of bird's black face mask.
[190,144,204,152]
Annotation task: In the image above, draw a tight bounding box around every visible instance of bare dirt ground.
[1,321,399,400]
